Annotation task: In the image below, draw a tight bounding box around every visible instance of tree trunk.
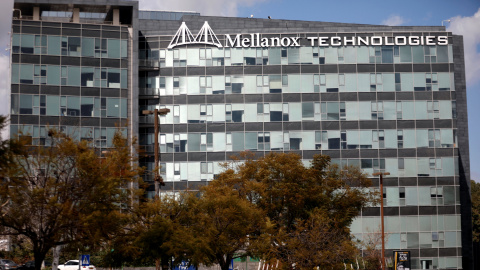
[219,255,232,270]
[33,248,48,270]
[161,256,169,270]
[52,245,62,270]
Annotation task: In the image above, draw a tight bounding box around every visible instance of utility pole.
[372,171,390,270]
[142,108,170,199]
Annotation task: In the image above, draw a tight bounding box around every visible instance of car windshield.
[2,260,15,265]
[66,261,79,265]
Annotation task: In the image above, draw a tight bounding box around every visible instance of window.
[200,104,212,122]
[20,64,34,84]
[371,102,384,120]
[258,132,270,150]
[397,130,403,148]
[173,134,187,152]
[107,68,121,88]
[32,95,46,115]
[424,46,437,63]
[321,102,341,120]
[201,162,213,174]
[200,76,212,93]
[95,38,107,57]
[19,95,33,114]
[315,131,326,150]
[268,75,282,93]
[47,36,61,55]
[34,35,47,54]
[62,37,81,56]
[428,129,441,147]
[370,73,383,91]
[427,101,439,119]
[82,38,95,57]
[81,97,94,117]
[67,66,80,86]
[399,187,405,206]
[107,39,121,58]
[337,47,344,63]
[341,131,347,149]
[395,73,401,91]
[398,158,405,170]
[426,73,438,91]
[81,67,94,87]
[33,65,47,85]
[225,104,244,123]
[12,34,20,53]
[199,48,212,66]
[431,187,443,205]
[20,34,34,54]
[302,102,314,120]
[396,101,402,119]
[373,130,385,148]
[201,133,213,151]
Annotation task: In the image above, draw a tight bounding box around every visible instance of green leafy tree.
[0,129,142,270]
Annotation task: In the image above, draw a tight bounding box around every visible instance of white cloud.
[0,53,9,139]
[138,0,268,17]
[381,15,406,26]
[0,54,10,116]
[0,0,13,123]
[0,0,13,49]
[447,8,480,87]
[473,171,480,182]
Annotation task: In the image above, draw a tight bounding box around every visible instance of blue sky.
[0,0,478,179]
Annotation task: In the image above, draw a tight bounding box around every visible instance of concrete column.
[33,6,39,20]
[72,8,80,23]
[113,9,120,25]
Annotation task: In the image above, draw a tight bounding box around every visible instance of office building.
[9,0,472,268]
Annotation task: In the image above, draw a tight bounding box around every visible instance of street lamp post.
[143,108,170,199]
[372,171,390,270]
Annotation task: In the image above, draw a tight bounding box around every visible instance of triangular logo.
[82,257,89,265]
[195,21,223,48]
[167,22,196,49]
[168,21,223,49]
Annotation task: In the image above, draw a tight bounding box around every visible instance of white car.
[58,260,96,270]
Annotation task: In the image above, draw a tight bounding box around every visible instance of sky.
[0,0,478,179]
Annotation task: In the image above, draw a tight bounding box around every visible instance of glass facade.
[137,22,469,269]
[10,15,130,149]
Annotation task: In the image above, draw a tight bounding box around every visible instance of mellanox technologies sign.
[168,21,449,49]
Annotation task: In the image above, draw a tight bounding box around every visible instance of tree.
[359,227,387,270]
[218,152,376,270]
[0,129,142,270]
[471,180,480,242]
[169,182,265,270]
[129,199,177,270]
